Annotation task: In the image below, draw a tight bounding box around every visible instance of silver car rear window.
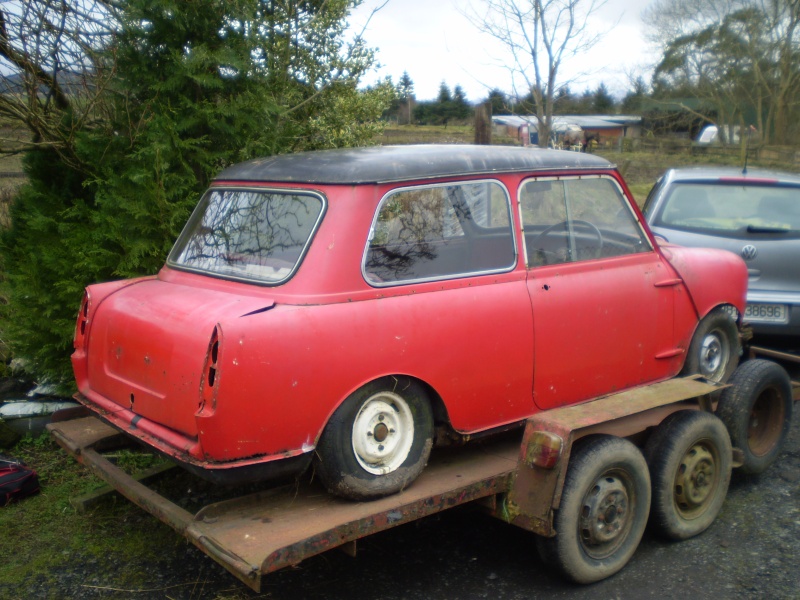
[655,183,800,237]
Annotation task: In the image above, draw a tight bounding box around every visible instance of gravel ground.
[7,400,799,600]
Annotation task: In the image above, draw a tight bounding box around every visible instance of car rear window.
[168,188,324,284]
[654,182,800,237]
[363,180,516,285]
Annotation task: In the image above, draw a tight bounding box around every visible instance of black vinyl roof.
[215,144,614,185]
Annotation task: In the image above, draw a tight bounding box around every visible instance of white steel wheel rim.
[352,391,415,475]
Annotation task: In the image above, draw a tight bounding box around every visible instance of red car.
[71,145,747,500]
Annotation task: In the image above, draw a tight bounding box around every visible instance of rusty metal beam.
[48,416,520,592]
[70,462,177,513]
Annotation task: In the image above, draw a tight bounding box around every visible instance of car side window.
[521,177,650,267]
[364,181,516,285]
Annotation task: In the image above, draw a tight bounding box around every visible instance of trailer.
[46,360,795,592]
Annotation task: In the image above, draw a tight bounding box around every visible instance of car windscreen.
[653,182,800,238]
[168,188,324,284]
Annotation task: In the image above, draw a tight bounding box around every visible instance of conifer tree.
[0,0,392,387]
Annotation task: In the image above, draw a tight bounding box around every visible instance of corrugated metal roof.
[493,115,642,130]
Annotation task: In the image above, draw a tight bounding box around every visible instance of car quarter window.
[364,180,516,285]
[520,176,651,267]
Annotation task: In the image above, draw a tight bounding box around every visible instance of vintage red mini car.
[72,145,748,499]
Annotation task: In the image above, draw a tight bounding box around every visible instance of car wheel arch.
[663,245,748,325]
[312,374,452,446]
[680,305,741,383]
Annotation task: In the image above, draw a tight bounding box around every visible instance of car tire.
[644,410,732,540]
[536,436,651,584]
[314,376,434,500]
[681,307,740,383]
[716,359,793,475]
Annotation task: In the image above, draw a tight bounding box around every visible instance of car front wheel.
[681,307,740,383]
[314,376,434,500]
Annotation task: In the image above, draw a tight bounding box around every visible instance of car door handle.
[653,278,683,287]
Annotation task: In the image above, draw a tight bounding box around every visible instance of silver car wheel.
[699,330,729,381]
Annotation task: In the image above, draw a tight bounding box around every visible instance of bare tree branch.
[465,0,608,147]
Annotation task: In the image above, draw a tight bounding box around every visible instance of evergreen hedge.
[0,0,393,390]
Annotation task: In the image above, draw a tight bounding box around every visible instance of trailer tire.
[681,307,740,383]
[536,435,650,584]
[314,376,433,500]
[644,410,732,540]
[716,359,793,475]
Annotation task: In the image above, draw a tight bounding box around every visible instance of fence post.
[474,102,492,145]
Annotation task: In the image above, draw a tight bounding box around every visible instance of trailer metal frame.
[48,376,725,592]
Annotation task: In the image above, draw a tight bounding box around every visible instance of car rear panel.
[80,278,275,437]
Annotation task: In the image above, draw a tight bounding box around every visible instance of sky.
[348,0,657,102]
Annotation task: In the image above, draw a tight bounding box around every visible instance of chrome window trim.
[167,186,327,286]
[361,179,518,288]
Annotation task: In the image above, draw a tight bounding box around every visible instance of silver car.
[643,167,800,339]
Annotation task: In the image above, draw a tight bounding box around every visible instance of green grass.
[0,434,181,593]
[381,124,475,145]
[598,147,800,207]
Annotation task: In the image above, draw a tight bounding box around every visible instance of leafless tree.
[0,0,120,167]
[466,0,607,147]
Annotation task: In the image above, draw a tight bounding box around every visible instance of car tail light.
[74,290,90,350]
[199,326,221,412]
[525,431,563,469]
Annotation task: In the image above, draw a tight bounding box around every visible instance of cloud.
[350,0,655,102]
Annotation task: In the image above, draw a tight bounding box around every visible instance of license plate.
[744,303,789,324]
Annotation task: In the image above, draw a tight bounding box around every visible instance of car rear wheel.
[536,436,650,583]
[644,410,732,540]
[681,307,740,383]
[314,376,434,500]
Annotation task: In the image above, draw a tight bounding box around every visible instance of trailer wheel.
[644,410,732,540]
[536,436,650,583]
[681,307,740,383]
[314,376,433,500]
[716,359,793,475]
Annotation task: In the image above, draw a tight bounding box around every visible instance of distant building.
[492,115,642,147]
